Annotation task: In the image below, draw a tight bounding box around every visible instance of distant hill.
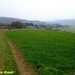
[0,17,27,24]
[1,17,75,26]
[0,17,65,29]
[46,19,75,25]
[0,17,47,25]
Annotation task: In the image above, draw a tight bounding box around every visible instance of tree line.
[0,21,64,30]
[0,21,34,29]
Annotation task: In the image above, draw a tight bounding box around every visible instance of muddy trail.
[1,30,37,75]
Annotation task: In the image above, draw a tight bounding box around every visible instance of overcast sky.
[0,0,75,21]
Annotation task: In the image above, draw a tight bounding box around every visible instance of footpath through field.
[0,29,37,75]
[0,30,19,75]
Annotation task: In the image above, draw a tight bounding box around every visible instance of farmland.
[5,30,75,75]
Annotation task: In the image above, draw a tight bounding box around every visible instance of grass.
[0,32,19,75]
[5,30,75,75]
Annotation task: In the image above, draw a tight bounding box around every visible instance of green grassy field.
[5,30,75,75]
[0,32,19,75]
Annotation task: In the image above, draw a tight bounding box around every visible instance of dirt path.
[3,31,37,75]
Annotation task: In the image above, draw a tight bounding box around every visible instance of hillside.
[46,19,75,25]
[0,17,47,25]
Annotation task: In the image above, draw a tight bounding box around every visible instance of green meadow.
[5,30,75,75]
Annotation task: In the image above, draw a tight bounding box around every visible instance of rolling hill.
[0,17,47,25]
[46,19,75,25]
